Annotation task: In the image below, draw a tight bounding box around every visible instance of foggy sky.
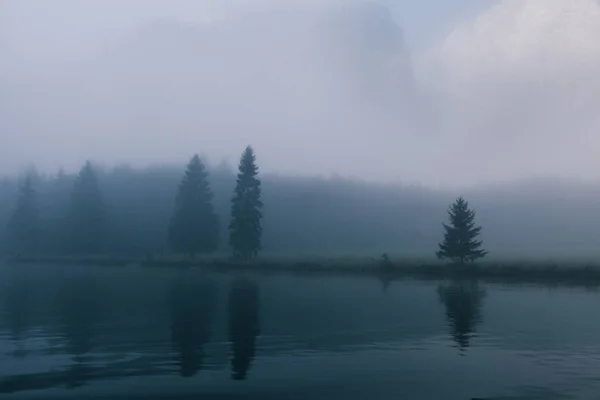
[2,0,600,188]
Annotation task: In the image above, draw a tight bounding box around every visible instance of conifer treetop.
[436,197,488,264]
[229,146,263,260]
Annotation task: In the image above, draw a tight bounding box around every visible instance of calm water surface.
[2,264,600,399]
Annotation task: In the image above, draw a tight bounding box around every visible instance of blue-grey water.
[2,264,600,399]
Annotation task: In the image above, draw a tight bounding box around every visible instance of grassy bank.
[6,254,600,285]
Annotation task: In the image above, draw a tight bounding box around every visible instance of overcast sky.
[1,0,600,188]
[0,0,496,62]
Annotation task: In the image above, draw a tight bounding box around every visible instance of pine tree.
[48,169,73,254]
[436,197,487,264]
[169,155,219,257]
[229,146,263,260]
[7,175,41,254]
[67,161,108,254]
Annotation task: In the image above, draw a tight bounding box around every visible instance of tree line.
[0,270,486,394]
[3,145,488,264]
[6,146,265,260]
[2,162,443,258]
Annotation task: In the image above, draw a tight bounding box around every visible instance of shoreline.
[5,255,600,286]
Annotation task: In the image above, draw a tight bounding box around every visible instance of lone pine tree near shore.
[229,146,263,260]
[7,176,41,254]
[169,155,220,257]
[437,197,487,264]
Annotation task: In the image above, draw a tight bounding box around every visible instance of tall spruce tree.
[67,161,108,254]
[229,146,263,260]
[169,154,219,257]
[436,197,487,264]
[7,176,41,254]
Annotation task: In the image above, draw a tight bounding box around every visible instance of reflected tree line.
[169,277,260,380]
[0,277,261,394]
[0,276,485,394]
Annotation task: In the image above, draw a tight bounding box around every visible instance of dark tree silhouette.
[66,162,108,254]
[169,279,217,377]
[169,155,220,257]
[437,280,485,352]
[7,176,41,254]
[229,146,263,259]
[228,278,260,380]
[437,197,487,264]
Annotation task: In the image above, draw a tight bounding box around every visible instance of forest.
[2,149,600,261]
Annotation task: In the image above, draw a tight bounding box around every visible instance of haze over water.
[3,3,600,397]
[2,264,600,399]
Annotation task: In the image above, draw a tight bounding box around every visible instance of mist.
[3,0,599,188]
[4,4,600,394]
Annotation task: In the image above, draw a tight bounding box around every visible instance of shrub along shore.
[6,254,600,286]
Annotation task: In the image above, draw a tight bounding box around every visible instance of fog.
[2,163,600,260]
[3,0,599,188]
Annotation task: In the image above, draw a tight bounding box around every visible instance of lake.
[2,264,600,399]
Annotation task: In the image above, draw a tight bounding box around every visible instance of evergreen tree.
[47,169,73,254]
[436,197,487,264]
[169,155,219,257]
[67,161,108,254]
[7,176,41,254]
[229,146,263,260]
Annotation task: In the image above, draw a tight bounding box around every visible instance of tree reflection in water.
[57,281,99,388]
[169,278,217,377]
[438,280,486,352]
[3,279,30,357]
[228,277,260,381]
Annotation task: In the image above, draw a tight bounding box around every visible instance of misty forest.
[3,1,600,263]
[5,1,600,399]
[2,150,600,263]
